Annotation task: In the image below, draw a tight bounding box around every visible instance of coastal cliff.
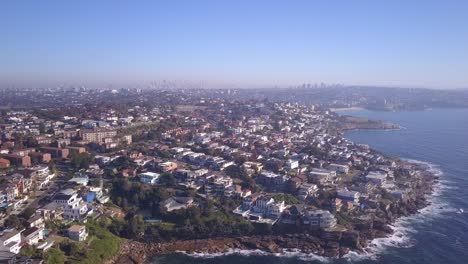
[110,167,435,264]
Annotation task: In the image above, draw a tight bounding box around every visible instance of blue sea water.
[151,108,468,264]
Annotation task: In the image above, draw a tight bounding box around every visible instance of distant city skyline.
[1,0,468,89]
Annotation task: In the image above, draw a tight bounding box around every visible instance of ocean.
[151,108,468,264]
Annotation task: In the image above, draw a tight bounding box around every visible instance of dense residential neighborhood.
[0,88,435,263]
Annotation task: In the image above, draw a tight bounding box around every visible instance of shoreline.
[330,107,366,112]
[110,158,437,264]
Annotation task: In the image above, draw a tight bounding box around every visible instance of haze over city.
[1,1,468,264]
[1,0,468,89]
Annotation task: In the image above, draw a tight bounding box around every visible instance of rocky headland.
[109,164,436,264]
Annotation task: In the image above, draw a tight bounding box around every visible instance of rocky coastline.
[109,163,436,264]
[337,115,401,131]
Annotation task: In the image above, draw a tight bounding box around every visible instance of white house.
[337,189,360,204]
[22,226,44,245]
[302,209,337,228]
[309,168,336,184]
[252,196,286,218]
[298,183,318,200]
[68,225,88,241]
[139,172,160,185]
[54,190,91,221]
[0,229,23,254]
[285,159,299,170]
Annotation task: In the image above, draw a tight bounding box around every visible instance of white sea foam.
[179,248,330,262]
[343,159,454,261]
[177,249,269,258]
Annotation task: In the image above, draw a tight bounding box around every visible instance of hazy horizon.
[1,0,468,89]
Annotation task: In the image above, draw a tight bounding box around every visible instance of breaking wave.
[344,159,455,262]
[178,248,330,262]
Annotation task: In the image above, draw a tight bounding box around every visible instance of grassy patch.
[45,219,121,264]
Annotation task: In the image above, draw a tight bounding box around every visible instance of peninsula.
[0,89,435,263]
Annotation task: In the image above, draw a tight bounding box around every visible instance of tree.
[159,173,176,187]
[39,123,46,134]
[4,215,22,229]
[20,245,42,258]
[48,161,58,175]
[24,136,38,148]
[125,214,145,237]
[224,165,244,178]
[18,207,36,219]
[70,152,93,169]
[59,241,80,257]
[273,194,301,205]
[45,249,65,264]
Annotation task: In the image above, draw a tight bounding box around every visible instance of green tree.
[4,215,22,229]
[70,152,94,169]
[45,248,65,264]
[48,160,58,175]
[18,207,36,219]
[39,123,46,134]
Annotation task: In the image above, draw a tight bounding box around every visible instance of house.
[35,169,55,190]
[251,196,286,218]
[138,172,160,185]
[309,168,336,185]
[241,194,259,210]
[7,173,32,194]
[242,161,263,174]
[298,183,318,200]
[36,202,64,220]
[329,163,350,174]
[22,226,44,245]
[54,189,79,206]
[27,214,45,229]
[158,161,178,172]
[68,225,88,241]
[0,158,10,168]
[302,209,337,228]
[365,172,387,186]
[54,190,91,221]
[0,184,17,208]
[0,229,23,254]
[160,197,194,212]
[256,171,289,191]
[68,176,89,186]
[267,200,287,218]
[285,159,299,170]
[337,189,360,204]
[204,174,234,197]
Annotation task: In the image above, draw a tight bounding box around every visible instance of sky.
[1,0,468,89]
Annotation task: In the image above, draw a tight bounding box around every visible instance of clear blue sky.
[1,0,467,88]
